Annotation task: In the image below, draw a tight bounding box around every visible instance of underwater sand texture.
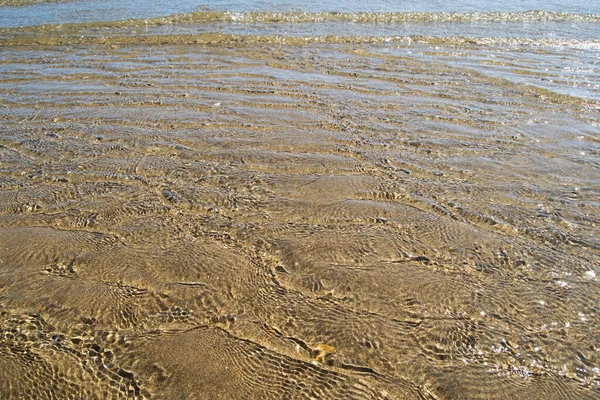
[0,40,599,399]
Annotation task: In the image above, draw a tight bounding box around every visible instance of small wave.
[2,10,600,32]
[2,29,600,51]
[143,10,600,25]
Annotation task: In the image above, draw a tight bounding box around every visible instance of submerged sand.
[0,39,599,399]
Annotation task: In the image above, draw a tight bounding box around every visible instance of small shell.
[312,343,335,362]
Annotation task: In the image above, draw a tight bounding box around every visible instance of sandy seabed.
[0,40,599,399]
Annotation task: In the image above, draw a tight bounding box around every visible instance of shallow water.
[1,0,600,27]
[0,1,599,399]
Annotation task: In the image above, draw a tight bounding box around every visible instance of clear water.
[2,0,600,102]
[1,0,600,27]
[1,1,599,399]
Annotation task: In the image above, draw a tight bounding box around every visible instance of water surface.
[0,1,599,399]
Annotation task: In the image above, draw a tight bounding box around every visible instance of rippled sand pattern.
[1,42,599,399]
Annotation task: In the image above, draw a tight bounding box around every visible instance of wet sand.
[0,40,599,399]
[0,0,67,6]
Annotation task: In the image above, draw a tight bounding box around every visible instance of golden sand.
[0,35,598,398]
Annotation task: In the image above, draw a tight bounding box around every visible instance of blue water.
[1,0,600,102]
[1,0,599,28]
